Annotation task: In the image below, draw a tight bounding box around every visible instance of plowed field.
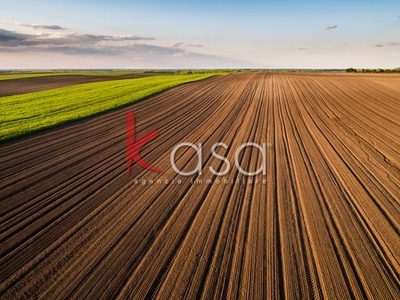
[0,73,399,299]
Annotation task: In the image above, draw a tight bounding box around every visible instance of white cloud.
[0,28,155,50]
[186,44,204,48]
[19,23,66,30]
[326,24,338,30]
[172,43,204,48]
[0,27,248,68]
[373,42,400,48]
[172,42,184,47]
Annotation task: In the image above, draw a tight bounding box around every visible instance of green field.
[0,70,230,81]
[0,71,135,81]
[0,74,217,142]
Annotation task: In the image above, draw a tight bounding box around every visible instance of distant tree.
[346,68,400,73]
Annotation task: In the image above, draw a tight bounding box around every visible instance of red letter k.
[126,111,162,175]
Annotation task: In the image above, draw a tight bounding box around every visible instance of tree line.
[346,68,400,73]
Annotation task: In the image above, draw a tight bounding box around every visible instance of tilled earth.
[0,73,399,299]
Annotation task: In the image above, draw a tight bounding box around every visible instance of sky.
[0,0,399,69]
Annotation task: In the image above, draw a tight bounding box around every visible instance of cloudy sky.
[0,0,399,69]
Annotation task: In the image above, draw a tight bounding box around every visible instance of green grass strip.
[0,74,216,142]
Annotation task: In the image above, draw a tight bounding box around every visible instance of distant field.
[0,73,58,81]
[0,70,229,81]
[0,73,157,97]
[0,71,138,81]
[0,74,217,141]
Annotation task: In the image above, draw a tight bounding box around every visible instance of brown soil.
[0,73,399,299]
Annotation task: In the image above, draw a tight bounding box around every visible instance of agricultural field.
[0,72,399,299]
[0,73,217,141]
[0,73,154,97]
[0,70,147,81]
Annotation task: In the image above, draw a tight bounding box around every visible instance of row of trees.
[346,68,400,73]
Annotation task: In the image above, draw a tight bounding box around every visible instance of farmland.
[0,70,149,81]
[0,73,217,141]
[0,73,155,97]
[0,72,399,299]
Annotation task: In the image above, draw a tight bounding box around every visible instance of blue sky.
[0,0,399,68]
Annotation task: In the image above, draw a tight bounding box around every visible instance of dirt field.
[0,74,152,97]
[0,73,399,299]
